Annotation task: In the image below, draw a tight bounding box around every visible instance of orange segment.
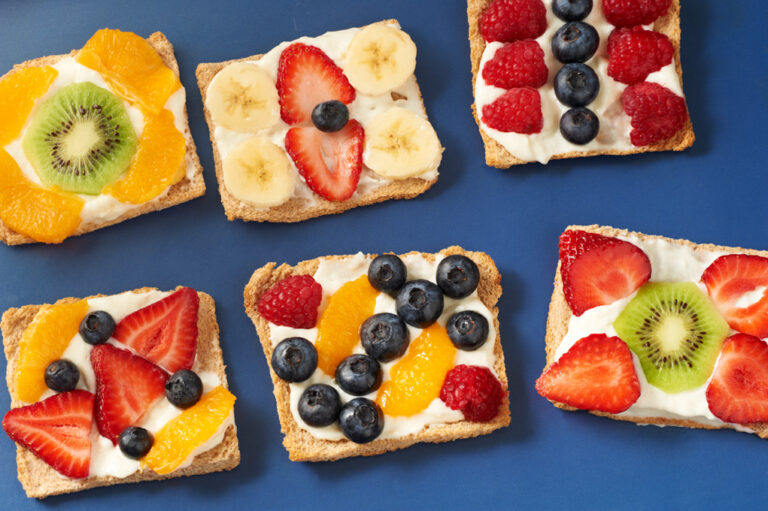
[76,29,181,115]
[315,275,379,375]
[376,323,457,417]
[14,300,89,403]
[143,386,235,475]
[0,66,57,146]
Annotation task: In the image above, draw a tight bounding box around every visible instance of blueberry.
[360,313,409,362]
[447,311,490,351]
[118,427,153,460]
[553,0,593,21]
[271,337,317,382]
[551,21,599,63]
[396,280,444,328]
[560,107,600,145]
[367,254,407,294]
[339,398,384,444]
[311,100,349,132]
[335,354,381,396]
[554,63,599,107]
[298,384,341,427]
[44,360,80,392]
[436,255,480,299]
[79,310,115,345]
[165,369,203,408]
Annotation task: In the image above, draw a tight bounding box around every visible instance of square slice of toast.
[1,288,239,498]
[243,246,510,461]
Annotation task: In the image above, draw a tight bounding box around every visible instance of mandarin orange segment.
[14,300,89,403]
[0,66,57,146]
[376,323,457,417]
[143,386,235,475]
[315,275,380,375]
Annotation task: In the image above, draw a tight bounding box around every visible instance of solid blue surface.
[0,0,765,509]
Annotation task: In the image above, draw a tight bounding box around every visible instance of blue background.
[0,0,765,509]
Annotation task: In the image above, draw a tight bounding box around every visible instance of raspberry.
[482,40,548,89]
[481,87,543,134]
[440,365,505,422]
[257,275,323,329]
[622,81,688,146]
[602,0,671,28]
[479,0,547,43]
[607,27,674,85]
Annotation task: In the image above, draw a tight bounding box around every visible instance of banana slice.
[206,62,279,132]
[364,107,442,179]
[343,25,417,96]
[223,136,295,207]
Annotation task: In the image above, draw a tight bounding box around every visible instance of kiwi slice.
[613,282,729,393]
[22,82,137,195]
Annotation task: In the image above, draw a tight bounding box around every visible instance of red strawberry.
[479,0,547,43]
[91,344,168,444]
[701,254,768,339]
[607,27,674,85]
[112,287,199,373]
[257,274,323,329]
[285,119,364,202]
[482,40,548,89]
[276,43,355,125]
[2,390,94,479]
[559,229,651,316]
[535,333,641,414]
[706,334,768,424]
[602,0,671,28]
[481,87,543,134]
[622,81,688,147]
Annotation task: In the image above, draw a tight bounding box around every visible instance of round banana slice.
[364,107,442,179]
[223,136,295,207]
[206,62,279,133]
[343,25,417,96]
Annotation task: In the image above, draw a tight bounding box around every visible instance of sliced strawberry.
[91,344,168,444]
[535,333,640,414]
[559,229,651,316]
[2,390,94,478]
[277,42,355,125]
[701,254,768,339]
[706,334,768,424]
[285,120,364,202]
[112,287,199,373]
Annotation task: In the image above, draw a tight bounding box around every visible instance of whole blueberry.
[118,427,154,460]
[367,254,407,294]
[44,359,80,392]
[360,313,409,362]
[552,21,599,63]
[396,280,444,328]
[271,337,318,382]
[553,0,593,21]
[436,255,480,299]
[165,369,204,408]
[79,310,116,345]
[336,354,381,396]
[447,311,490,351]
[560,107,600,145]
[554,63,600,107]
[339,398,384,444]
[298,384,341,427]
[311,100,349,132]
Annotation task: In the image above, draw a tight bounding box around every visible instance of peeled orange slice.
[0,66,57,146]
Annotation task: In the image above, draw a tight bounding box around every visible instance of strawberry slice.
[559,229,651,316]
[91,344,168,444]
[706,334,768,424]
[2,390,94,478]
[277,42,355,125]
[285,120,364,202]
[535,333,641,414]
[701,254,768,339]
[112,287,199,373]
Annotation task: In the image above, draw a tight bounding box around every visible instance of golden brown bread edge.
[0,287,240,498]
[543,224,768,438]
[195,19,439,223]
[467,0,695,168]
[0,32,205,246]
[243,246,510,461]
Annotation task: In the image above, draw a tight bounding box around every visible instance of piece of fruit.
[165,370,203,409]
[112,287,199,373]
[446,311,489,351]
[368,254,407,294]
[257,274,323,329]
[298,384,341,427]
[396,279,444,328]
[376,323,457,417]
[535,334,640,413]
[311,100,349,132]
[560,107,600,144]
[222,135,296,207]
[622,81,688,146]
[554,63,600,107]
[343,24,417,95]
[143,386,236,475]
[79,310,116,345]
[482,40,548,89]
[336,354,382,396]
[613,282,730,393]
[602,0,671,28]
[479,0,548,43]
[77,28,181,115]
[441,365,505,422]
[558,229,651,316]
[2,390,94,479]
[481,87,543,134]
[436,255,480,299]
[360,313,410,362]
[0,65,57,146]
[91,344,169,444]
[14,299,88,403]
[553,0,593,21]
[607,27,674,85]
[270,337,318,383]
[118,426,154,460]
[44,360,80,393]
[551,21,599,64]
[339,398,384,444]
[315,275,379,375]
[205,62,279,132]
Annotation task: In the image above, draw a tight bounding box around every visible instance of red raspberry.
[440,365,505,422]
[607,27,674,85]
[622,81,688,146]
[257,275,322,328]
[482,40,548,89]
[479,0,547,43]
[602,0,672,28]
[481,87,543,134]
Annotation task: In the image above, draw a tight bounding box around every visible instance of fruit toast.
[196,19,443,223]
[0,29,204,245]
[1,287,239,498]
[467,0,694,167]
[244,247,510,461]
[538,224,768,438]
